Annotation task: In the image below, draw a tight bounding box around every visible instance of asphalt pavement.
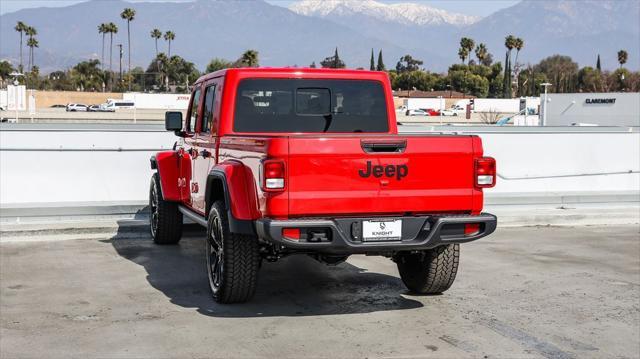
[1,225,639,358]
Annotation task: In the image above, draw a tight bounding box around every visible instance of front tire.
[206,201,260,303]
[149,173,182,244]
[395,244,459,294]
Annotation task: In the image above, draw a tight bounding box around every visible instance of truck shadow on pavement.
[106,225,424,317]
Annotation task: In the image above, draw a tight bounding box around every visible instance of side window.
[201,84,216,133]
[187,87,201,132]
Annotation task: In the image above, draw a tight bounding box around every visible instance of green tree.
[164,31,175,57]
[577,66,602,92]
[0,60,14,87]
[449,70,489,97]
[459,37,475,65]
[513,37,524,67]
[146,53,169,90]
[393,70,440,91]
[166,55,200,88]
[238,50,259,67]
[320,48,346,68]
[596,54,601,72]
[458,47,469,64]
[503,35,517,98]
[151,28,162,58]
[25,26,37,71]
[395,54,423,73]
[517,66,549,97]
[608,68,631,91]
[98,23,109,72]
[106,22,118,90]
[617,50,628,68]
[120,7,136,80]
[475,43,489,65]
[488,62,504,97]
[14,21,28,72]
[206,58,233,73]
[71,59,103,91]
[370,49,375,71]
[26,37,39,72]
[535,55,579,93]
[376,50,385,71]
[46,70,74,91]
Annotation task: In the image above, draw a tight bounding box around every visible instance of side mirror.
[165,111,184,136]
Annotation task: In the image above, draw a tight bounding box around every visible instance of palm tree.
[617,50,628,68]
[27,37,39,71]
[460,37,475,65]
[458,47,469,64]
[151,29,162,57]
[164,31,175,57]
[14,21,28,72]
[475,43,488,64]
[98,23,109,72]
[107,22,118,90]
[240,50,259,67]
[513,37,524,67]
[513,37,524,92]
[503,35,517,98]
[25,26,37,70]
[120,8,136,80]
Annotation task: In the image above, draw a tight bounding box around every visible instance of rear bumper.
[255,213,497,254]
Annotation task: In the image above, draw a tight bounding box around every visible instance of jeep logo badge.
[358,161,408,180]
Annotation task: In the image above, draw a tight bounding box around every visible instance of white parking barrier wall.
[1,125,638,214]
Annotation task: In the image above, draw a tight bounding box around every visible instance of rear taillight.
[475,157,496,188]
[261,159,285,191]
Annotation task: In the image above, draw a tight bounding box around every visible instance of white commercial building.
[541,92,640,127]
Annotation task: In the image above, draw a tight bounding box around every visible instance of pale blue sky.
[0,0,520,17]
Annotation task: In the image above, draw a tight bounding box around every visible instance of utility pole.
[117,44,123,89]
[540,82,552,126]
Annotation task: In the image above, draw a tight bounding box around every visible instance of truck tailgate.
[287,135,476,217]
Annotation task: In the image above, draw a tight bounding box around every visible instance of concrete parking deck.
[1,225,638,358]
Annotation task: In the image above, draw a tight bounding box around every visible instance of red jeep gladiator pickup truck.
[150,68,497,303]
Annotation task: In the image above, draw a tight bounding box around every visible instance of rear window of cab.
[233,79,389,133]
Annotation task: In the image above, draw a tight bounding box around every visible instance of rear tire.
[206,201,260,303]
[395,244,459,294]
[149,173,183,244]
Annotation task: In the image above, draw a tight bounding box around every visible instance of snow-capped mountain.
[289,0,479,27]
[0,0,637,71]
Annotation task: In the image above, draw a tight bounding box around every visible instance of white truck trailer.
[402,98,445,111]
[454,98,520,113]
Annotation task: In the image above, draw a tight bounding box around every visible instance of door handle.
[361,140,407,153]
[200,149,211,158]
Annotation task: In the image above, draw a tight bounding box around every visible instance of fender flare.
[151,151,184,201]
[205,164,258,235]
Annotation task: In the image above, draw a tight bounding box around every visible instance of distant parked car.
[50,104,66,108]
[66,103,88,112]
[88,105,102,112]
[439,109,458,116]
[420,108,441,116]
[101,99,135,111]
[405,109,428,116]
[98,103,116,112]
[449,105,467,115]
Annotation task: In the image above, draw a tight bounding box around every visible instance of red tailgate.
[286,135,476,217]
